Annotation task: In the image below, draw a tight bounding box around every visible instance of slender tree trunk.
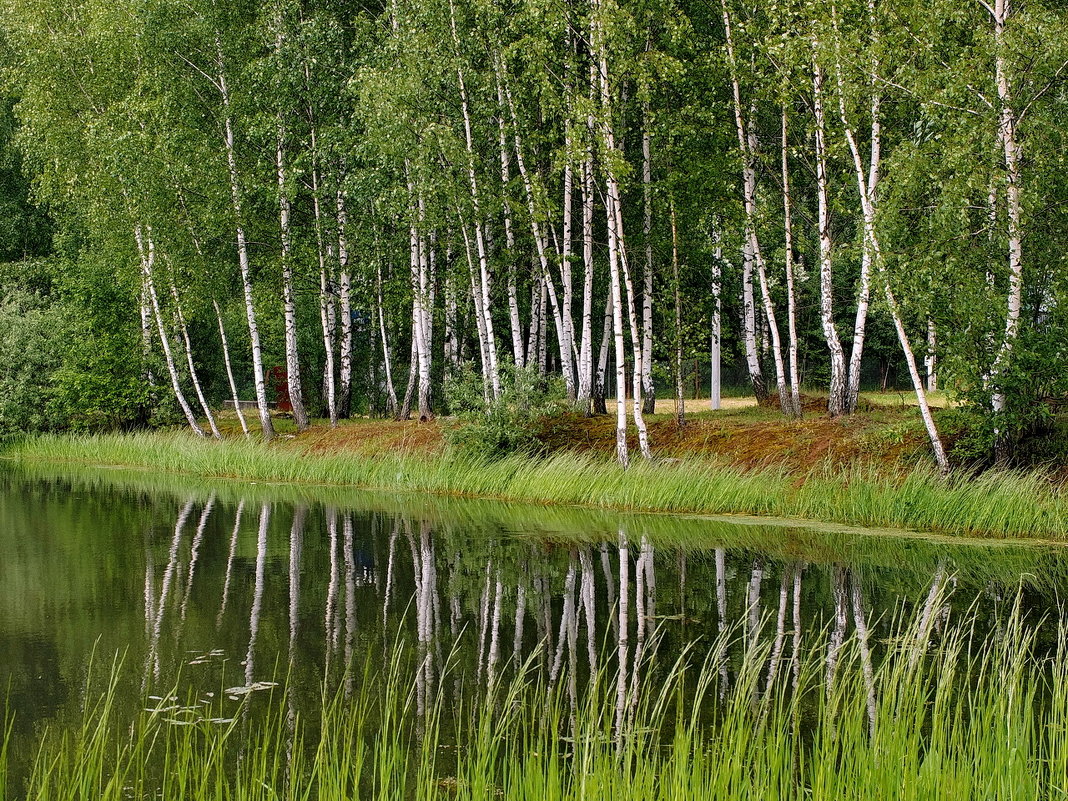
[461,219,494,402]
[926,319,938,392]
[831,2,881,415]
[449,1,500,399]
[671,202,685,426]
[641,102,655,415]
[562,159,577,396]
[989,0,1024,433]
[214,299,249,436]
[273,10,308,431]
[309,136,338,427]
[275,109,309,431]
[170,283,221,438]
[711,232,723,410]
[721,1,778,406]
[578,152,596,405]
[496,87,525,369]
[594,292,612,415]
[377,262,399,417]
[140,280,154,389]
[611,194,653,459]
[781,106,802,417]
[498,55,576,397]
[594,2,651,460]
[337,190,354,418]
[216,40,274,440]
[135,228,205,437]
[812,50,848,417]
[412,195,434,421]
[827,13,949,472]
[318,260,338,427]
[400,320,417,421]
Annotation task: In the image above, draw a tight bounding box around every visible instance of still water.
[2,461,1066,783]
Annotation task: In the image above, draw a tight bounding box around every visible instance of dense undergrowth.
[5,431,1067,540]
[5,602,1068,800]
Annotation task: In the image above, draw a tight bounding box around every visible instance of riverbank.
[5,425,1066,540]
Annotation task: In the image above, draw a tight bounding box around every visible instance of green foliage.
[444,362,569,459]
[0,286,68,435]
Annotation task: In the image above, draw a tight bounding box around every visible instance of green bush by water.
[444,363,570,458]
[5,431,1067,539]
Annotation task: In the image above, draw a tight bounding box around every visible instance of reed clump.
[4,605,1068,800]
[6,431,1067,539]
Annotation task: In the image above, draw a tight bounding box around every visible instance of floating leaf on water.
[224,681,279,696]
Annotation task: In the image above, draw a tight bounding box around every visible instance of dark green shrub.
[444,362,569,458]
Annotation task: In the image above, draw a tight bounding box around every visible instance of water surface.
[2,461,1065,783]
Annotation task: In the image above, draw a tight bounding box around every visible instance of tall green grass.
[5,431,1067,539]
[6,602,1068,800]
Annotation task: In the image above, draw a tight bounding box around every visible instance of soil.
[253,392,938,477]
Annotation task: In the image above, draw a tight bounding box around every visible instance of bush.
[444,362,570,458]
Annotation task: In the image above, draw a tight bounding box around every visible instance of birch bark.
[213,299,249,436]
[135,227,205,437]
[170,282,221,438]
[641,102,655,415]
[216,38,275,439]
[593,0,651,460]
[989,0,1024,425]
[337,190,354,418]
[812,49,848,416]
[780,107,802,417]
[275,95,309,431]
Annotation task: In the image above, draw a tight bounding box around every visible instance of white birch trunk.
[594,2,651,460]
[170,283,221,438]
[461,219,494,402]
[641,104,655,415]
[595,292,612,415]
[216,39,274,440]
[989,0,1024,424]
[812,49,848,416]
[498,56,577,397]
[827,12,949,472]
[711,233,723,411]
[578,153,596,405]
[377,262,399,417]
[496,84,525,369]
[449,0,500,398]
[136,228,205,437]
[926,319,938,393]
[721,0,772,404]
[781,106,803,417]
[671,202,685,426]
[214,299,249,436]
[337,190,354,418]
[275,108,309,432]
[309,135,337,427]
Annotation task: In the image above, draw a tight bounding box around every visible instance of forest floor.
[228,390,965,479]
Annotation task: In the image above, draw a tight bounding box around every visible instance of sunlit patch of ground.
[212,390,955,477]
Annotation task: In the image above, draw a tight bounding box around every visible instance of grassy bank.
[7,605,1068,800]
[4,431,1067,540]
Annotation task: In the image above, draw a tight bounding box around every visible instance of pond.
[2,461,1067,798]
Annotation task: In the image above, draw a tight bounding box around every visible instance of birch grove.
[1,0,1066,466]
